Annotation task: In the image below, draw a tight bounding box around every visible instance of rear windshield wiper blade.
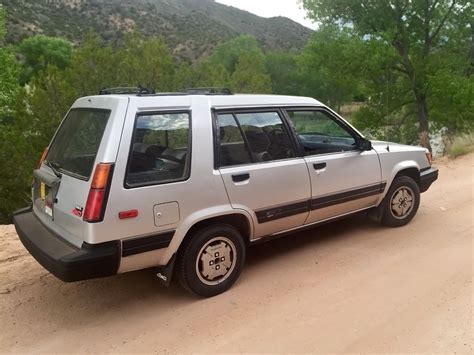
[45,161,62,178]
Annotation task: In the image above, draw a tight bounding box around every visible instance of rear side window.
[217,114,252,166]
[45,109,110,180]
[126,112,191,187]
[216,111,295,167]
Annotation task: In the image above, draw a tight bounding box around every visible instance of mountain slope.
[2,0,313,60]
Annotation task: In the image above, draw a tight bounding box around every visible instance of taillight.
[83,163,114,223]
[425,150,433,165]
[36,148,49,169]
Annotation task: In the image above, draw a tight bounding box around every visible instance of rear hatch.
[33,108,112,247]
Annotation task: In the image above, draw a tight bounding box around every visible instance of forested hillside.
[2,0,312,61]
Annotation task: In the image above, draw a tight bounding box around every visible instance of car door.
[216,109,311,239]
[284,108,383,224]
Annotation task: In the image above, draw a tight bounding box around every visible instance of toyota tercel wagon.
[13,88,438,297]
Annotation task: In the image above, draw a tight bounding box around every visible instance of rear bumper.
[420,167,439,193]
[13,208,120,282]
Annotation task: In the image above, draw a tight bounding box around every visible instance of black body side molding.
[122,231,175,257]
[255,182,386,224]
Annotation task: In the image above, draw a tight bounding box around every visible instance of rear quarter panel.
[87,96,239,270]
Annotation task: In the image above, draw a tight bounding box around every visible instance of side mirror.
[356,137,372,151]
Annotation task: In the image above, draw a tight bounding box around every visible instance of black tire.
[176,224,246,297]
[382,176,420,227]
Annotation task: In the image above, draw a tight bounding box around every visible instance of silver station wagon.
[13,88,438,297]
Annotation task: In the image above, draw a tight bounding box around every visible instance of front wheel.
[176,224,246,297]
[381,176,420,227]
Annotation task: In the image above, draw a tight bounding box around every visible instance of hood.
[370,140,427,154]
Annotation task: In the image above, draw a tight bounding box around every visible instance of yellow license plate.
[40,182,46,200]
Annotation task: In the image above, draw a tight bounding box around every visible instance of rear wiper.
[45,161,62,178]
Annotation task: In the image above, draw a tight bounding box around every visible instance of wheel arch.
[377,161,421,205]
[181,212,253,249]
[393,167,421,187]
[370,163,422,222]
[155,209,253,285]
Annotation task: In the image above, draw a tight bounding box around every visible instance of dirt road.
[1,154,472,353]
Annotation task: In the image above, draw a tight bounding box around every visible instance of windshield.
[45,109,111,180]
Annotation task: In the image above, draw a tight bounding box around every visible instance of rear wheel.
[177,224,245,297]
[382,176,420,227]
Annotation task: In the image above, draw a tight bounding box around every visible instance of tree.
[18,35,73,84]
[0,5,19,122]
[0,4,5,42]
[0,47,19,122]
[230,52,272,93]
[211,35,266,73]
[265,51,302,96]
[117,32,175,91]
[0,5,21,222]
[65,32,118,96]
[301,0,472,149]
[299,26,365,111]
[175,60,230,89]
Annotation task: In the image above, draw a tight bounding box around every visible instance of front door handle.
[232,173,250,182]
[313,162,327,170]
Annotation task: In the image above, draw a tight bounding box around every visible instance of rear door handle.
[313,163,327,170]
[232,173,250,182]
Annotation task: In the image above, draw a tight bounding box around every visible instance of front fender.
[376,160,421,205]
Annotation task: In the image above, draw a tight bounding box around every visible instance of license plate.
[40,182,46,200]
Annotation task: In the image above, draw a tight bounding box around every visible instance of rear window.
[45,109,110,180]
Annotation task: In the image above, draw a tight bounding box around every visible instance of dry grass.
[446,133,474,158]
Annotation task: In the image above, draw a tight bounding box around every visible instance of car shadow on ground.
[6,213,382,332]
[245,213,379,267]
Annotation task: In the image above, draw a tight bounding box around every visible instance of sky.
[215,0,317,30]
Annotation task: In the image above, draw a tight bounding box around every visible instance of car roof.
[205,94,323,108]
[97,93,324,108]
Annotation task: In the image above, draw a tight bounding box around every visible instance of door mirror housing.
[356,137,372,151]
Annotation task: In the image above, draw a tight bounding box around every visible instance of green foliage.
[301,0,472,149]
[265,51,301,95]
[299,26,366,111]
[0,67,74,223]
[65,32,117,96]
[175,61,230,89]
[230,52,272,93]
[0,46,19,121]
[0,5,18,121]
[0,5,5,41]
[211,36,265,73]
[18,35,73,84]
[116,32,175,91]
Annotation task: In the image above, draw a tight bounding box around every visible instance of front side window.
[45,109,110,180]
[286,110,357,155]
[216,111,295,167]
[126,112,190,187]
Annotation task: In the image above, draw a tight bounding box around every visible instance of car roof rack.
[98,86,233,96]
[99,86,155,95]
[182,87,233,95]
